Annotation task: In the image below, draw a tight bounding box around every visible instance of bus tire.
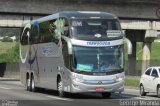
[102,92,111,98]
[31,75,36,92]
[57,78,65,97]
[26,77,31,91]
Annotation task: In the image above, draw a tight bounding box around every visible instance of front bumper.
[70,80,124,93]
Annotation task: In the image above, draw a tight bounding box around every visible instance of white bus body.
[20,11,130,98]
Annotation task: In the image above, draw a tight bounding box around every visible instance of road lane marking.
[120,95,133,98]
[121,95,156,100]
[46,96,73,101]
[0,86,11,90]
[133,97,152,100]
[125,89,139,92]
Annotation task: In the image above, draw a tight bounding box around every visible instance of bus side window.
[63,18,69,37]
[49,20,59,44]
[40,23,51,44]
[64,26,69,37]
[39,35,44,43]
[21,27,29,45]
[30,25,39,44]
[62,40,70,69]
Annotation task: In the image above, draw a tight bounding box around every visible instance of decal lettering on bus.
[42,45,53,56]
[87,41,110,46]
[76,64,93,72]
[72,21,82,26]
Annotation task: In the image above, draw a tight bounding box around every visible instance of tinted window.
[72,45,123,73]
[39,21,55,43]
[71,19,122,40]
[20,27,30,45]
[145,68,151,76]
[20,27,29,61]
[30,25,39,44]
[30,19,63,44]
[151,69,158,77]
[62,40,70,69]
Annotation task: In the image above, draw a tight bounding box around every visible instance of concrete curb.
[125,86,139,90]
[0,77,20,81]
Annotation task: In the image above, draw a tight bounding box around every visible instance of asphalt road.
[0,81,159,106]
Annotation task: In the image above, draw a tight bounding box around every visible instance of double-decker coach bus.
[20,11,132,98]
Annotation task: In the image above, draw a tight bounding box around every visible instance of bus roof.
[32,11,118,23]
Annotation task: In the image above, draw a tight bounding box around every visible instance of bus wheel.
[102,92,111,98]
[31,76,36,92]
[26,77,31,91]
[57,78,65,97]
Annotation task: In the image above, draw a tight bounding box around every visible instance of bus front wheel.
[57,78,65,97]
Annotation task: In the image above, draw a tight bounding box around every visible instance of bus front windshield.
[72,45,124,73]
[71,19,122,39]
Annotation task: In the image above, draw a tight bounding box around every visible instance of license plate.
[95,87,105,91]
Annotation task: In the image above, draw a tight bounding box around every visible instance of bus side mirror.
[125,38,132,55]
[122,30,126,37]
[64,26,69,37]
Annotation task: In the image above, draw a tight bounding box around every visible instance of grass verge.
[0,42,16,54]
[125,78,140,88]
[0,42,19,63]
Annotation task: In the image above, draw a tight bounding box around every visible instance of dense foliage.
[0,42,19,63]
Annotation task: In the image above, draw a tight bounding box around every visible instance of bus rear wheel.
[102,92,111,98]
[57,78,65,97]
[31,76,37,92]
[26,77,31,91]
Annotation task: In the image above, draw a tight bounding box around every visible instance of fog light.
[73,84,79,88]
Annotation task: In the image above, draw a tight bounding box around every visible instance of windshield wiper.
[107,68,122,73]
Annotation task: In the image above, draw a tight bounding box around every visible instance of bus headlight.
[72,73,84,83]
[73,78,84,82]
[115,75,124,82]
